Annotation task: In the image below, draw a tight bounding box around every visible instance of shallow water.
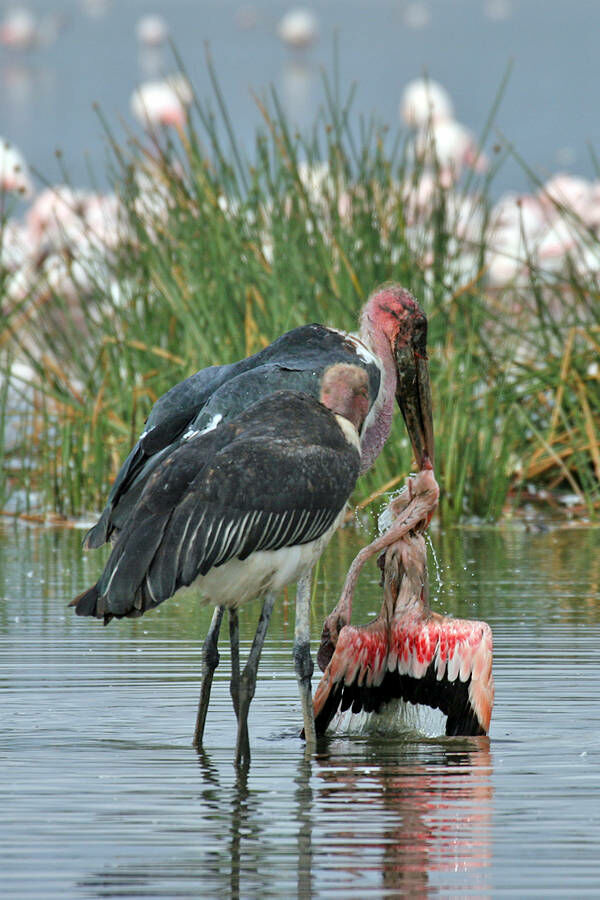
[2,521,600,897]
[3,0,600,194]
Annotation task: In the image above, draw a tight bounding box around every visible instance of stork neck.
[364,318,397,392]
[358,318,397,471]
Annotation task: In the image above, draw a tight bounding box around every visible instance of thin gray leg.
[294,568,316,748]
[193,605,225,748]
[229,607,240,720]
[235,592,276,769]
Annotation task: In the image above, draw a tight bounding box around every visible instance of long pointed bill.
[395,344,435,469]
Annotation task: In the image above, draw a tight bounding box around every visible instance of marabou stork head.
[363,283,435,469]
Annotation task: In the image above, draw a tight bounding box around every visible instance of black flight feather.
[83,324,380,550]
[73,391,361,621]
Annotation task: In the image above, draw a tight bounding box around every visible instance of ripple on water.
[1,525,600,897]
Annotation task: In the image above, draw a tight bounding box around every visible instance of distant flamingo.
[538,173,592,221]
[402,3,432,30]
[26,185,84,245]
[0,6,63,50]
[131,76,192,130]
[413,118,488,185]
[314,470,494,736]
[0,8,37,49]
[0,139,32,196]
[277,8,318,49]
[135,14,169,47]
[400,78,454,129]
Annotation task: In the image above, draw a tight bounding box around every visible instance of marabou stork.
[313,469,494,737]
[71,283,434,764]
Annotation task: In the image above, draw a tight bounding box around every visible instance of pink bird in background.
[130,75,192,130]
[400,78,488,185]
[0,6,64,50]
[0,139,32,196]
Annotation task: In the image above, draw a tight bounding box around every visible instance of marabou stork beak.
[394,315,434,469]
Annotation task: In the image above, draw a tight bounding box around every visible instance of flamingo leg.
[295,568,316,747]
[193,605,225,748]
[235,592,276,768]
[229,607,240,720]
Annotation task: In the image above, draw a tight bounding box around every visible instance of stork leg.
[229,607,240,720]
[294,568,316,748]
[235,592,276,769]
[193,605,225,748]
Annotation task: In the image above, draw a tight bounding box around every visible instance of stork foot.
[294,639,317,745]
[235,672,253,769]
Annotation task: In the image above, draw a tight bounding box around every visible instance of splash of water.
[426,531,444,594]
[331,699,447,739]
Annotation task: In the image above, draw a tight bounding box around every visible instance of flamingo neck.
[358,314,397,472]
[392,583,429,622]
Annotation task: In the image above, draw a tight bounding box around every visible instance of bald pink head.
[359,283,434,469]
[360,283,426,347]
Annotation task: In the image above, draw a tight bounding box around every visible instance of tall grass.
[1,66,599,522]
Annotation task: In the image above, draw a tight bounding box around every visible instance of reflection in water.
[137,46,167,80]
[313,740,493,894]
[80,0,111,18]
[1,63,56,120]
[296,756,313,900]
[74,740,492,897]
[197,753,269,900]
[2,64,35,107]
[229,767,249,900]
[2,525,600,898]
[194,740,493,897]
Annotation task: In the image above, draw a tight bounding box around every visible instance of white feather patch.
[184,413,223,440]
[178,510,345,607]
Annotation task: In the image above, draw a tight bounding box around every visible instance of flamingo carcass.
[313,470,494,737]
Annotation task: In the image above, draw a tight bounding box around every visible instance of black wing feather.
[74,392,360,620]
[83,362,236,549]
[83,324,380,550]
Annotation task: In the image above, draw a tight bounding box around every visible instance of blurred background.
[1,0,599,194]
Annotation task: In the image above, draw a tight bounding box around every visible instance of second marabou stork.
[71,283,435,765]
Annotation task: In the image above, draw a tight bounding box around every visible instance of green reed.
[1,67,599,522]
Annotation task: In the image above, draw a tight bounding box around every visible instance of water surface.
[1,521,600,897]
[2,0,600,194]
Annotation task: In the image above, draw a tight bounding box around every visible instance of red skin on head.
[362,284,425,349]
[357,284,431,472]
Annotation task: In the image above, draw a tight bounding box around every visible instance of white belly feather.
[175,509,346,609]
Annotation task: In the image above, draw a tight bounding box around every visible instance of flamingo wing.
[314,613,494,736]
